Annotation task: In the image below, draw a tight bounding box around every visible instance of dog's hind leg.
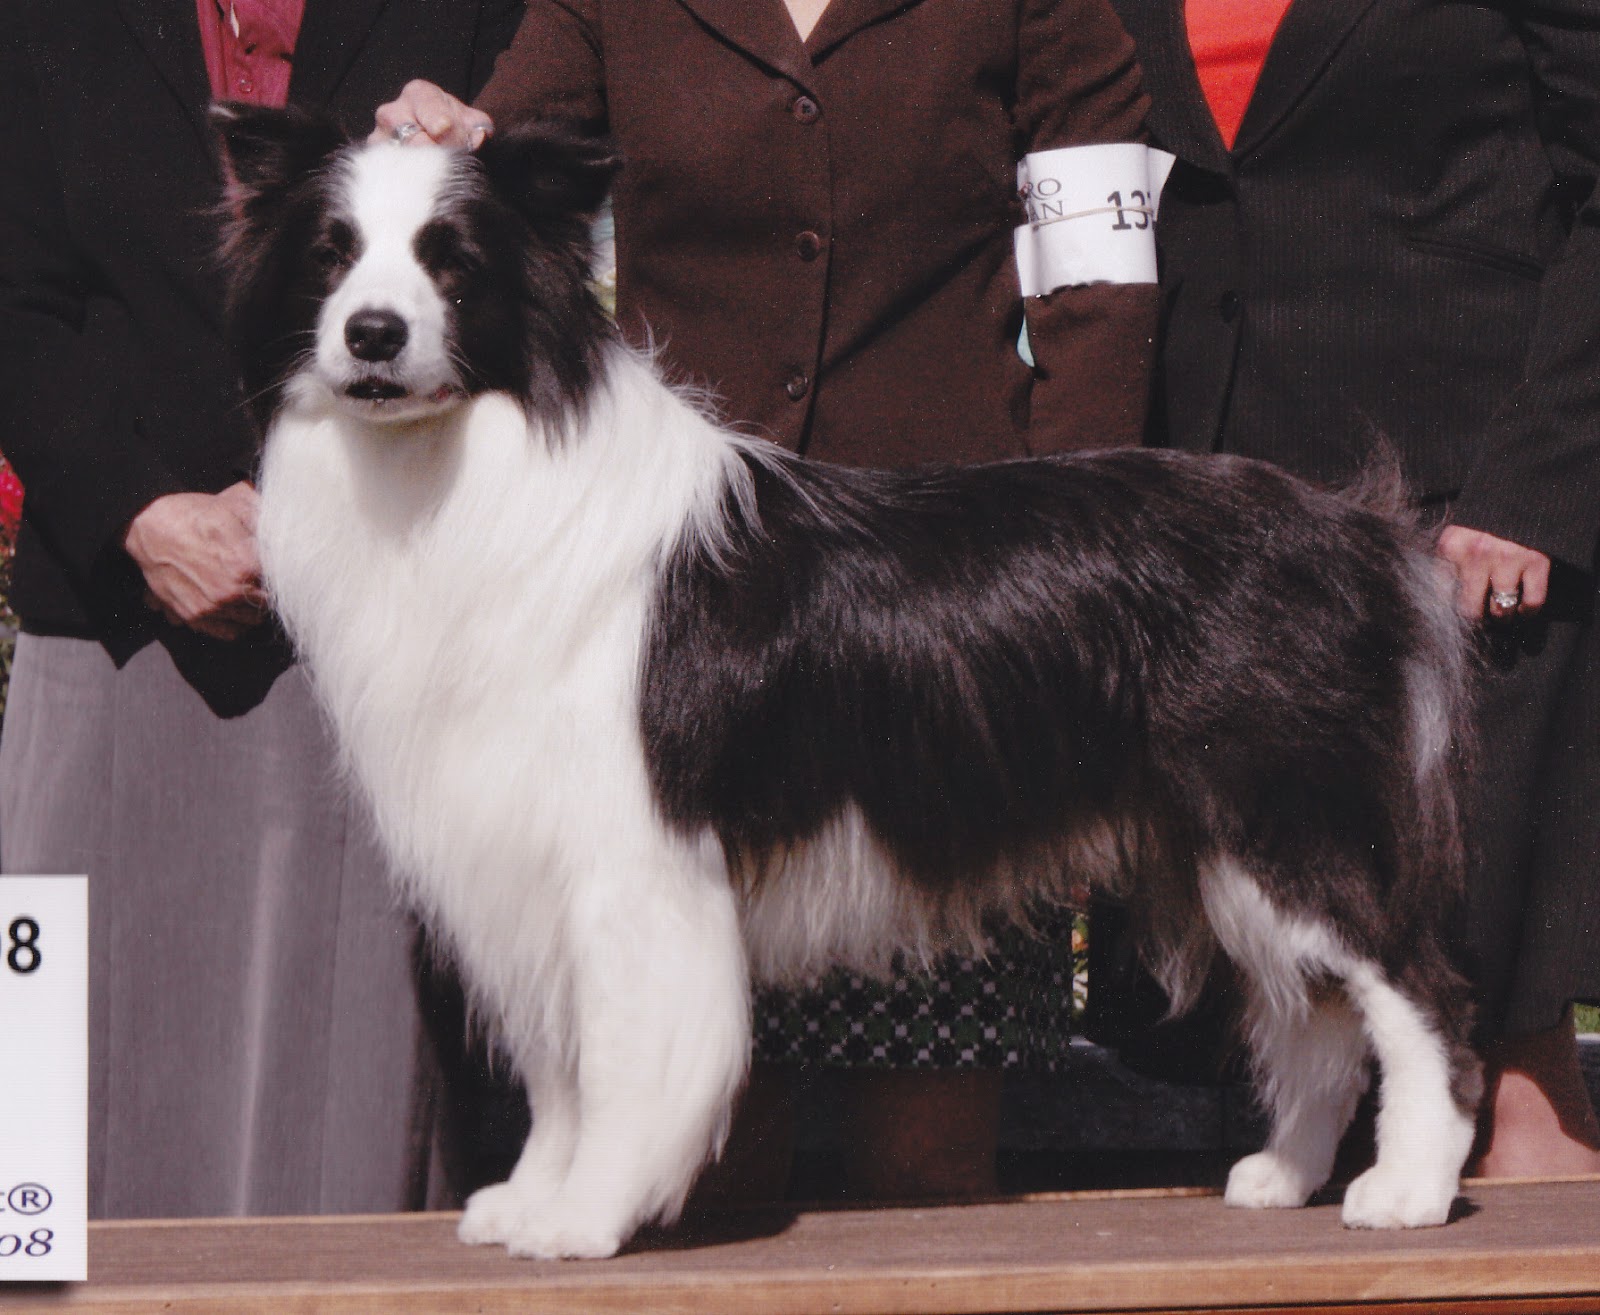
[1225,988,1369,1210]
[494,858,751,1259]
[1337,956,1478,1229]
[1203,858,1476,1225]
[1201,858,1369,1210]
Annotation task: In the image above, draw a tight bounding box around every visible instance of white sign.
[1014,143,1177,295]
[0,877,87,1282]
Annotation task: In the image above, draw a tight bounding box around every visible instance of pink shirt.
[195,0,306,106]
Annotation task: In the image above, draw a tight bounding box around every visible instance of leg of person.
[1,634,118,1214]
[309,780,444,1213]
[1473,590,1600,1177]
[1460,580,1595,1176]
[1474,1008,1600,1178]
[839,1066,1002,1200]
[755,918,1073,1203]
[1463,610,1581,1026]
[1083,895,1243,1086]
[0,636,443,1217]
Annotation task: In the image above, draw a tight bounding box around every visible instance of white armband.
[1013,143,1176,296]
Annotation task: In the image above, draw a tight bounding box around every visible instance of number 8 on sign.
[0,877,87,1282]
[7,916,42,974]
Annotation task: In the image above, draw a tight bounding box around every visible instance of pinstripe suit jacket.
[1111,0,1600,570]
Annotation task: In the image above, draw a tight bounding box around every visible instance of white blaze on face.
[315,143,463,417]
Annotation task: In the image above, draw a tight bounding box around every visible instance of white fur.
[1200,859,1470,1227]
[307,146,466,422]
[261,343,762,1255]
[1339,962,1475,1228]
[739,805,944,986]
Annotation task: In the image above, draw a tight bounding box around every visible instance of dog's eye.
[311,242,349,272]
[415,221,480,279]
[311,221,358,274]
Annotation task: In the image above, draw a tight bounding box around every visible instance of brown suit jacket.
[478,0,1157,467]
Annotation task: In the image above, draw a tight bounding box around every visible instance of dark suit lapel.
[114,0,213,139]
[1232,0,1379,155]
[288,0,391,107]
[673,0,929,81]
[807,0,926,59]
[674,0,816,85]
[1117,0,1229,174]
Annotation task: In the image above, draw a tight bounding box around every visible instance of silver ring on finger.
[1489,588,1521,612]
[392,121,421,144]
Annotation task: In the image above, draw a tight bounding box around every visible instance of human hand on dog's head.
[372,80,494,150]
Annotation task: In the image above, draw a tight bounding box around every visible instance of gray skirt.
[0,634,448,1219]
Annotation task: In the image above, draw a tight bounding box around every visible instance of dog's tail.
[1358,446,1483,1105]
[1349,446,1477,994]
[1335,437,1412,521]
[1335,443,1473,875]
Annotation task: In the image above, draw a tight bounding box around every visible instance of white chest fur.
[254,361,733,938]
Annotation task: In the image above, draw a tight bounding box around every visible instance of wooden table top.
[6,1178,1599,1314]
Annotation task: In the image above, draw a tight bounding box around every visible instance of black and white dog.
[214,105,1481,1259]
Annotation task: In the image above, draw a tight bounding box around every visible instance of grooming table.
[6,1178,1599,1314]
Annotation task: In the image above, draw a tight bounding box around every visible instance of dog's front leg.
[459,1059,581,1247]
[465,861,751,1259]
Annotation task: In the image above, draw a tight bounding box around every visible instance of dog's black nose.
[345,309,409,363]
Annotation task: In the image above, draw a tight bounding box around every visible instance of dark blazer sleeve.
[0,28,190,592]
[469,0,532,96]
[1016,0,1159,452]
[474,0,605,131]
[1449,0,1600,568]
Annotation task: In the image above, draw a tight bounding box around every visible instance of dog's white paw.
[1224,1150,1319,1209]
[1340,1164,1456,1229]
[460,1183,627,1259]
[501,1205,625,1261]
[458,1181,552,1248]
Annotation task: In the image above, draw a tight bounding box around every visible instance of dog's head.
[212,103,618,429]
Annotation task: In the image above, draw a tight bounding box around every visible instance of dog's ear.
[210,102,347,211]
[475,125,621,225]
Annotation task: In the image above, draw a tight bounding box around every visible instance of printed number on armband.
[1105,190,1152,231]
[1012,144,1174,296]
